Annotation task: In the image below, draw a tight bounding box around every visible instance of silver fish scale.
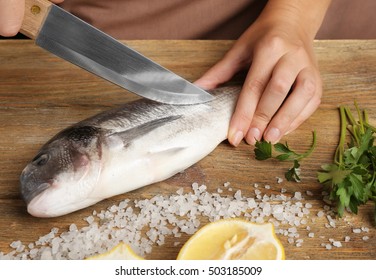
[81,86,240,132]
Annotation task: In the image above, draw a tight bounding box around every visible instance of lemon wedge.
[177,219,285,260]
[86,242,144,260]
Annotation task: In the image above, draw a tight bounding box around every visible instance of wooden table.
[0,40,375,260]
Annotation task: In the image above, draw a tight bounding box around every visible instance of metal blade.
[35,5,214,105]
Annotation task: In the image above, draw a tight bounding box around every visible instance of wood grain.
[0,40,375,260]
[21,0,52,39]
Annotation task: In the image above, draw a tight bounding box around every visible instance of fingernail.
[246,127,261,145]
[231,130,244,147]
[265,128,281,143]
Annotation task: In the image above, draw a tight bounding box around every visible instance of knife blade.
[20,0,214,105]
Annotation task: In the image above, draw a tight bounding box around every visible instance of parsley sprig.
[254,131,317,182]
[317,102,376,221]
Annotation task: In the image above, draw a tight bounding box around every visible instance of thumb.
[0,0,25,37]
[0,0,65,37]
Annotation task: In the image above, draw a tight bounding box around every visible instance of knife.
[20,0,213,105]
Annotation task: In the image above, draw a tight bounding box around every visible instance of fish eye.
[32,153,50,166]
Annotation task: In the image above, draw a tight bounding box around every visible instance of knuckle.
[253,110,272,124]
[244,78,266,97]
[236,111,253,124]
[270,77,291,96]
[263,35,285,52]
[276,113,295,128]
[301,78,316,99]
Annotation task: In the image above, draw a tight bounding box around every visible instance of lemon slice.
[86,242,144,260]
[177,219,285,260]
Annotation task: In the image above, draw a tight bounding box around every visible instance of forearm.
[260,0,332,39]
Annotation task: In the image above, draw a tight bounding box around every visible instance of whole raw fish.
[20,86,240,217]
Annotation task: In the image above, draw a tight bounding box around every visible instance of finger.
[194,46,250,90]
[285,86,322,135]
[228,52,280,146]
[263,67,322,143]
[244,55,304,145]
[0,0,25,37]
[285,97,321,135]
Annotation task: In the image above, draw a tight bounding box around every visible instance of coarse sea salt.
[0,181,372,260]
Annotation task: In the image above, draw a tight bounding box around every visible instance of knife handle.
[20,0,52,39]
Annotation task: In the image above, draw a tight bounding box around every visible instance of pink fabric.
[59,0,264,39]
[59,0,376,40]
[317,0,376,39]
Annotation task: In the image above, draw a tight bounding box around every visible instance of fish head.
[20,125,103,217]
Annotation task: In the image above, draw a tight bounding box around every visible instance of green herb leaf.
[285,160,301,182]
[317,164,352,185]
[273,143,292,154]
[275,154,291,161]
[336,186,350,217]
[254,140,272,160]
[318,102,376,222]
[254,131,317,182]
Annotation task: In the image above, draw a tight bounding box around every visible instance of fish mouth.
[20,180,51,206]
[26,186,99,218]
[26,185,69,218]
[26,189,57,218]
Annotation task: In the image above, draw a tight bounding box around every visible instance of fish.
[20,86,240,217]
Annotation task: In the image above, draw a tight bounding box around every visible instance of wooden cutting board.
[0,40,375,259]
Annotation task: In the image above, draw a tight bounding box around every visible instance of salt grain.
[361,227,369,233]
[293,192,302,200]
[352,228,362,234]
[306,191,314,196]
[305,203,312,209]
[10,241,22,250]
[69,224,78,232]
[317,211,325,218]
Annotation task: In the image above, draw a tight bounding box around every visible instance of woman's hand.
[195,0,331,146]
[0,0,64,37]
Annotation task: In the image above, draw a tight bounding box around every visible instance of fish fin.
[149,146,187,157]
[147,146,189,173]
[108,115,181,146]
